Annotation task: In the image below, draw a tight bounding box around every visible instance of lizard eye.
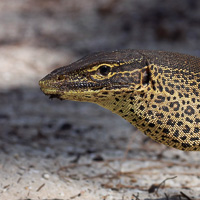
[98,65,111,76]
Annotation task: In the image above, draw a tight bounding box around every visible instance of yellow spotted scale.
[39,49,200,151]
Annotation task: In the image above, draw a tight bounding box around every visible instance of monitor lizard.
[39,49,200,151]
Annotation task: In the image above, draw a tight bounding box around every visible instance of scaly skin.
[39,49,200,151]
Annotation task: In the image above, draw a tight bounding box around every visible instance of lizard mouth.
[39,76,64,99]
[39,77,107,101]
[39,84,63,100]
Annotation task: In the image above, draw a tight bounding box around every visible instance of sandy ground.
[0,0,200,199]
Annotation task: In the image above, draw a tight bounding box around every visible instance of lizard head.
[39,50,152,107]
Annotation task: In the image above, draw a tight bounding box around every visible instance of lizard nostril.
[57,75,65,81]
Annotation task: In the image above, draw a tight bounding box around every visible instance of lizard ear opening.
[142,66,151,87]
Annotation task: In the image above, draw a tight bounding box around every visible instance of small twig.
[17,177,22,183]
[36,183,45,192]
[164,193,169,200]
[148,176,177,195]
[132,192,141,200]
[70,191,84,199]
[3,184,10,189]
[180,191,192,200]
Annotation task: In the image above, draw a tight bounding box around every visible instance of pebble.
[42,173,50,180]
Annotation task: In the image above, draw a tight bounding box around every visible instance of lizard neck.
[98,91,148,128]
[97,73,179,149]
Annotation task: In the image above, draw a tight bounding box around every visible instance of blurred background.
[0,0,199,88]
[0,0,200,199]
